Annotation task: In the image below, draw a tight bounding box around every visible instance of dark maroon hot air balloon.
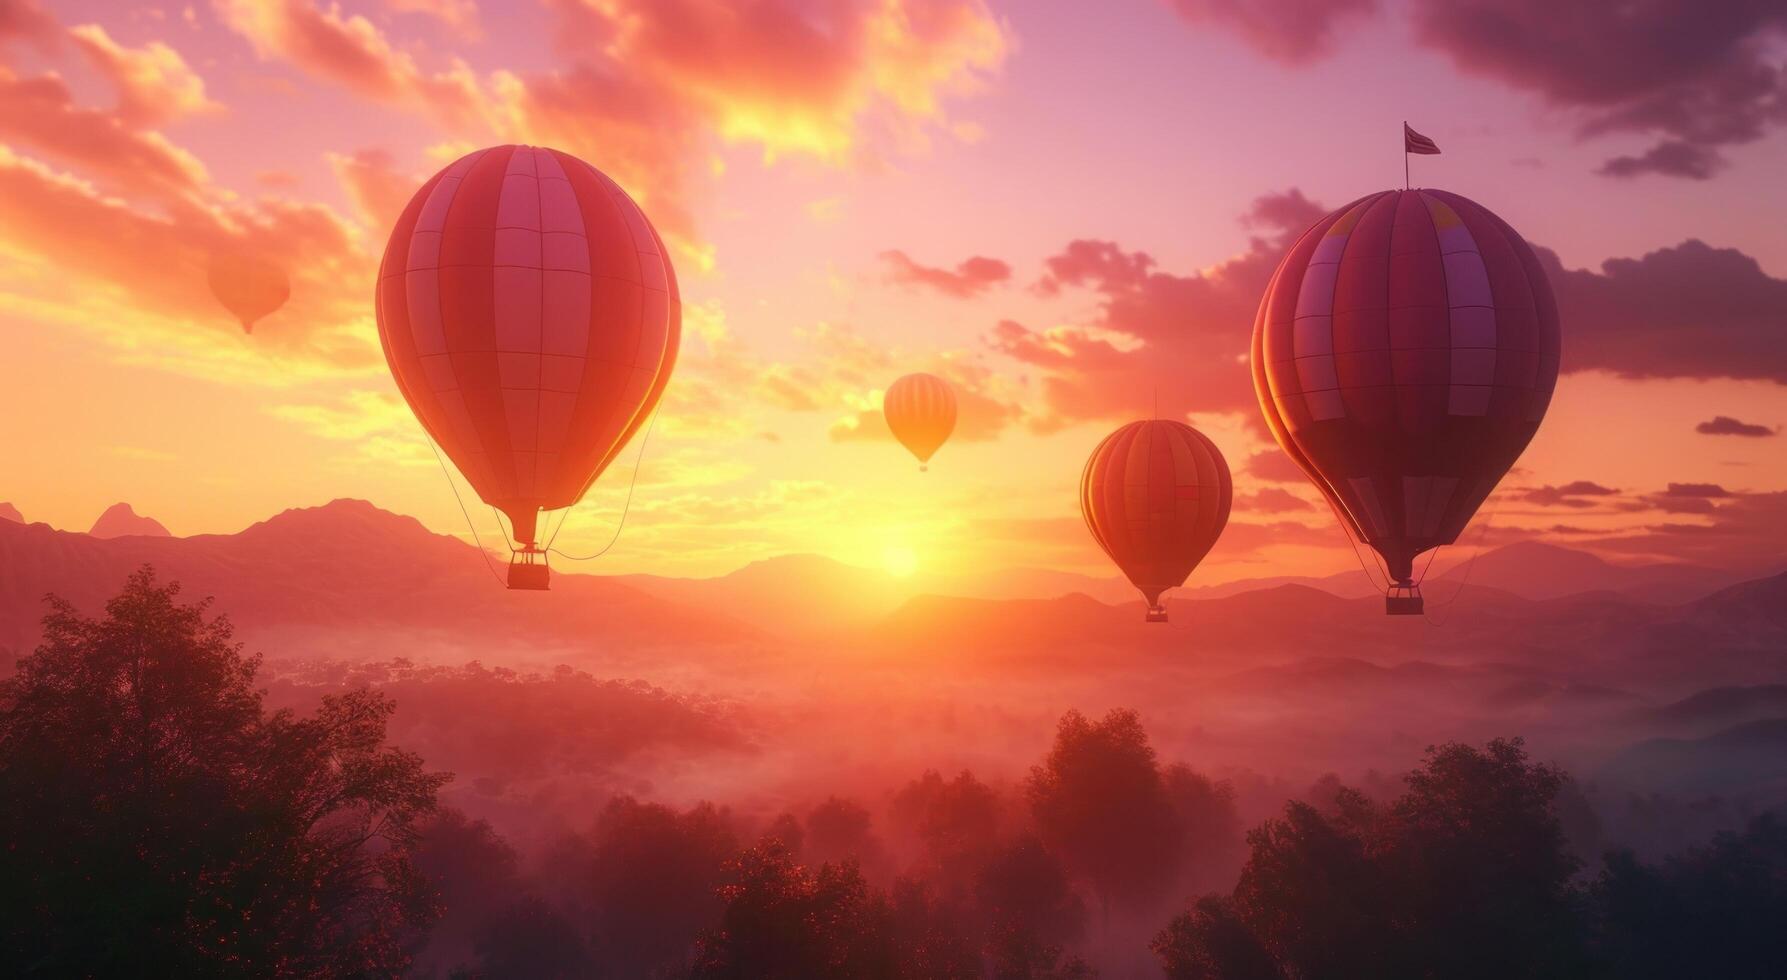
[376,145,680,590]
[1251,189,1560,614]
[1081,419,1233,623]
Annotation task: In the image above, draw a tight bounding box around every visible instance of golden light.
[882,545,918,578]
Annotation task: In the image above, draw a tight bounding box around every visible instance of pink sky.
[1,0,1784,583]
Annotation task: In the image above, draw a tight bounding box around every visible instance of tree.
[1590,813,1787,979]
[806,795,887,874]
[1152,896,1281,980]
[689,841,978,979]
[410,808,523,976]
[1026,709,1182,919]
[974,836,1087,942]
[890,769,1003,898]
[556,796,739,977]
[1156,738,1590,979]
[469,896,597,979]
[0,567,448,976]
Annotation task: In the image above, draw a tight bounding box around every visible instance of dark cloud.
[1594,490,1787,568]
[1236,487,1313,514]
[1543,240,1787,384]
[1166,0,1379,64]
[1519,481,1620,507]
[1408,0,1787,179]
[992,190,1319,430]
[1663,482,1733,498]
[1697,415,1778,437]
[1243,450,1310,485]
[880,250,1011,298]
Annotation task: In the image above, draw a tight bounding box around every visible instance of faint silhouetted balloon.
[1081,419,1232,623]
[1251,189,1560,614]
[884,372,956,471]
[375,145,680,590]
[206,251,289,333]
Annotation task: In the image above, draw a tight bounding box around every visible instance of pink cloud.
[880,249,1011,298]
[1167,0,1379,64]
[69,23,219,126]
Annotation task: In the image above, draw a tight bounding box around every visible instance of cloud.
[1519,481,1619,507]
[1166,0,1379,64]
[69,23,219,126]
[1542,239,1787,384]
[1236,486,1313,514]
[1697,415,1778,437]
[0,0,57,49]
[1242,450,1309,485]
[387,0,480,39]
[1593,490,1787,567]
[1407,0,1787,179]
[880,249,1010,297]
[215,0,1009,240]
[1662,482,1732,498]
[991,189,1323,430]
[0,66,210,199]
[327,147,416,231]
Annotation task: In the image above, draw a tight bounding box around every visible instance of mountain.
[0,499,751,658]
[88,503,170,539]
[1633,685,1787,734]
[1600,718,1787,796]
[0,503,21,523]
[1428,541,1738,603]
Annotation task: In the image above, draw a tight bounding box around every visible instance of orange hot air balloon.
[375,145,680,590]
[1081,419,1233,623]
[207,251,290,333]
[884,372,956,471]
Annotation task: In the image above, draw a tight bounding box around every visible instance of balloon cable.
[546,407,659,562]
[424,433,509,588]
[1421,492,1503,627]
[1320,493,1390,595]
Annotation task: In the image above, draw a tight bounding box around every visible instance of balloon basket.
[1385,585,1423,616]
[1145,605,1168,624]
[507,549,550,591]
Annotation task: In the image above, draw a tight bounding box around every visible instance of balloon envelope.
[375,145,680,551]
[1080,419,1232,621]
[207,251,289,333]
[1251,188,1560,589]
[884,372,956,468]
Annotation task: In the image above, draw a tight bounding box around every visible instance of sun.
[882,545,918,578]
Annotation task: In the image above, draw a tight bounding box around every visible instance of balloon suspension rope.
[545,406,659,562]
[1320,493,1391,595]
[424,433,509,587]
[1420,491,1503,628]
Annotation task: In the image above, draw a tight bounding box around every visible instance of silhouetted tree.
[1590,812,1787,979]
[557,796,740,977]
[689,840,977,979]
[1152,896,1281,980]
[410,808,522,976]
[890,769,1003,891]
[806,795,887,873]
[986,918,1099,980]
[1156,738,1591,980]
[0,567,448,976]
[468,896,595,979]
[1164,763,1244,892]
[1026,709,1182,920]
[974,835,1087,942]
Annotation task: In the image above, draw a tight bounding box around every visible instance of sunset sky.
[2,0,1784,584]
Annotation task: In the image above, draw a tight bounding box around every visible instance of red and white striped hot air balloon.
[1081,419,1233,623]
[376,145,680,590]
[883,372,957,471]
[1251,188,1560,614]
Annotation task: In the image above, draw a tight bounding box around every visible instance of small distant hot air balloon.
[1251,188,1560,614]
[884,372,956,471]
[1081,419,1233,623]
[207,251,289,333]
[376,145,680,590]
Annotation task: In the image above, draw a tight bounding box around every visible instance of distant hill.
[1601,718,1787,796]
[1428,541,1738,603]
[88,503,170,539]
[1632,685,1787,734]
[0,503,21,524]
[0,499,751,658]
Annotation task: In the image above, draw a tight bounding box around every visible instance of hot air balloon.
[207,251,289,333]
[1081,419,1233,623]
[376,145,680,590]
[1251,189,1560,614]
[884,372,956,471]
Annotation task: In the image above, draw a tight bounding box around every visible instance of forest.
[2,569,1783,978]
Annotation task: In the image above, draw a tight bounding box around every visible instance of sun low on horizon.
[1,0,1784,595]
